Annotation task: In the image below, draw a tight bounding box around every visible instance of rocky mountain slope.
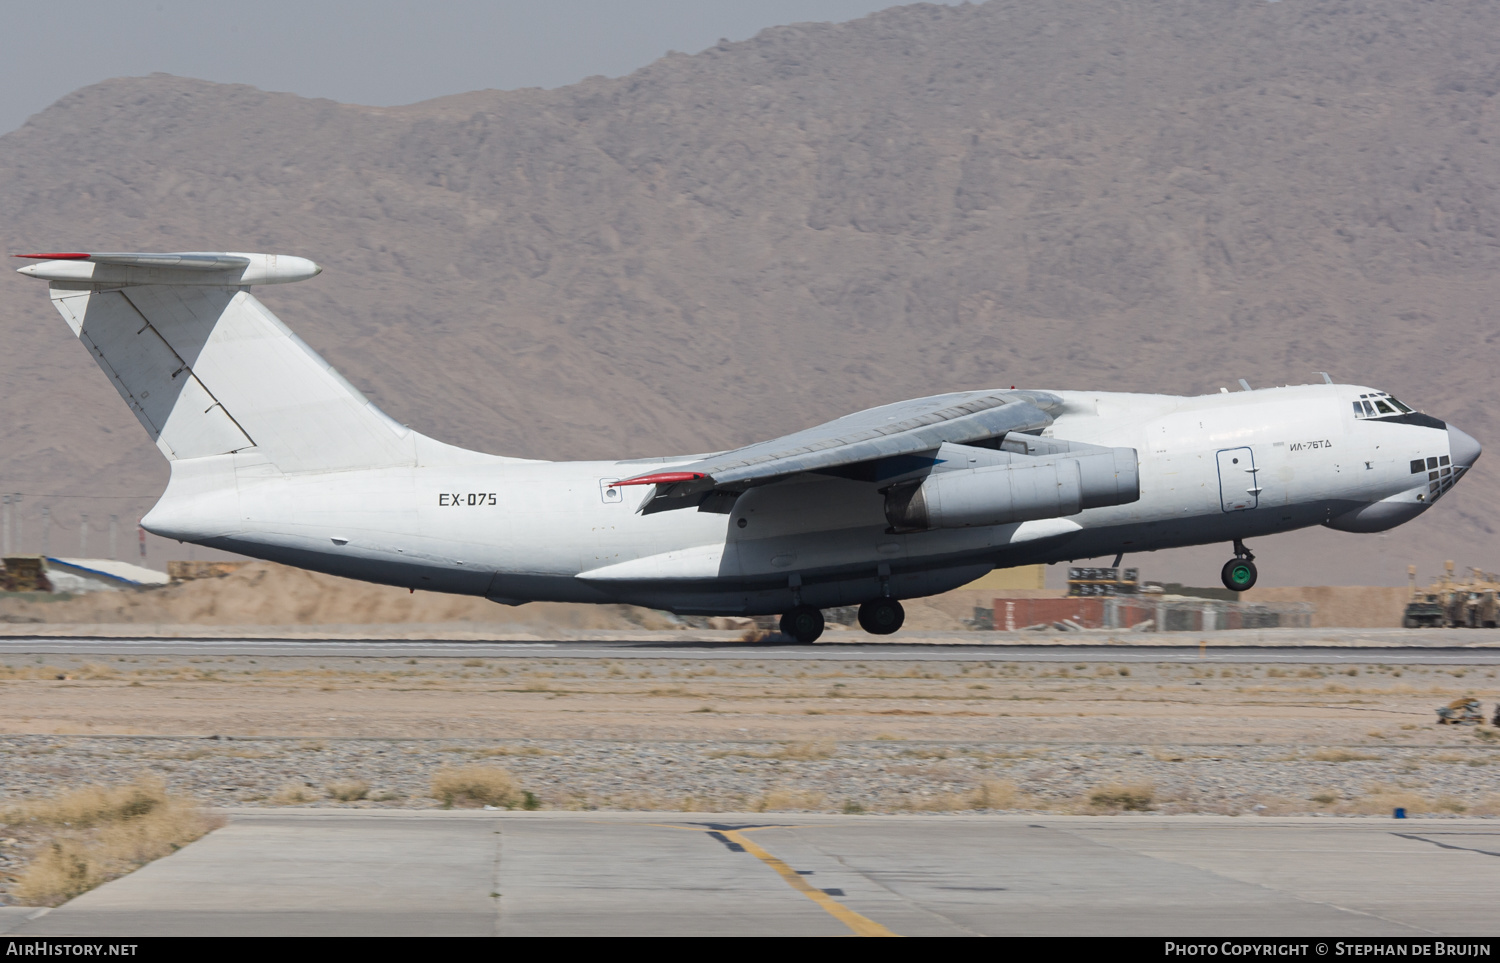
[2,0,1496,586]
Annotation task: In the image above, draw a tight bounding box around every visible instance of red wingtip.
[612,471,707,487]
[13,253,90,259]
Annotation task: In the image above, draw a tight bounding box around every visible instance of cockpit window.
[1354,391,1416,420]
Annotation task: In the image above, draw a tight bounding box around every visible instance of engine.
[883,447,1139,532]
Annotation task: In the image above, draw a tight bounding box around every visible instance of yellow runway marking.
[721,828,898,937]
[640,822,898,936]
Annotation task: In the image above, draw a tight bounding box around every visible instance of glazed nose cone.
[1448,424,1482,469]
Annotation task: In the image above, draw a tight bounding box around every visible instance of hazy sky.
[0,1,916,135]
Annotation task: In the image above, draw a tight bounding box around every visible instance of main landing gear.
[1220,539,1258,593]
[858,597,905,635]
[777,598,907,643]
[780,606,825,644]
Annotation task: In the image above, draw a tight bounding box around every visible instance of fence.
[991,596,1314,632]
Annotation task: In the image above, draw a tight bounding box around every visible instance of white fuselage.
[143,382,1465,616]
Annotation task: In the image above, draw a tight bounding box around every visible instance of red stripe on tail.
[612,471,707,486]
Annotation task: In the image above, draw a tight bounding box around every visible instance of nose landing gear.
[1220,539,1258,592]
[857,597,905,635]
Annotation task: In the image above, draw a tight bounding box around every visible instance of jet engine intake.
[883,448,1139,532]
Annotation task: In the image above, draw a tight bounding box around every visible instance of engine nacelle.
[883,447,1139,532]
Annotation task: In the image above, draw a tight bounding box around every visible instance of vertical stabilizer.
[21,253,415,473]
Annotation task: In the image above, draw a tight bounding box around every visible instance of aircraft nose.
[1448,424,1482,469]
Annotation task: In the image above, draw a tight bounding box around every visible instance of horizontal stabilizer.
[16,252,251,270]
[13,252,319,286]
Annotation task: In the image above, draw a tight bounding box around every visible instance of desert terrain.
[1,0,1498,586]
[7,0,1500,923]
[1,650,1496,817]
[2,569,1498,905]
[0,559,1425,635]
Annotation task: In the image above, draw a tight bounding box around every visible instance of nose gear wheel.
[1220,539,1258,592]
[1221,557,1257,592]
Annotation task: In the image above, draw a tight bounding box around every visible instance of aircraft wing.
[617,389,1062,513]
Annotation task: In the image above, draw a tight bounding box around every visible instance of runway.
[2,634,1500,663]
[3,812,1498,936]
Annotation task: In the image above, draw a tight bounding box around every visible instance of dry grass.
[0,665,67,680]
[324,779,369,802]
[755,789,829,811]
[589,791,739,811]
[1347,787,1433,815]
[710,741,838,761]
[1309,748,1381,762]
[1088,782,1156,812]
[431,765,532,809]
[888,779,1035,812]
[540,780,1036,814]
[964,780,1029,810]
[2,777,222,906]
[269,783,318,805]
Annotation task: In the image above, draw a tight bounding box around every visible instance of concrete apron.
[6,812,1500,937]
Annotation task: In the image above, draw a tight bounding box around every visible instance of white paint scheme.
[43,558,170,592]
[17,253,320,287]
[16,252,1481,623]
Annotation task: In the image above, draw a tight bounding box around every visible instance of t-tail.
[12,251,526,551]
[15,252,416,471]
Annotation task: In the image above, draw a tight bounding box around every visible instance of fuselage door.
[1216,447,1260,512]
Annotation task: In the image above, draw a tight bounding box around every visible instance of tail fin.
[16,252,415,473]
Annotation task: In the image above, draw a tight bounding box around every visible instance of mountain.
[2,0,1497,587]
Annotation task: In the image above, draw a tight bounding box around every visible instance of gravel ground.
[3,652,1500,904]
[1,734,1496,816]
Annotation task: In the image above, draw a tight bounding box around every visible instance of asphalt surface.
[3,813,1498,936]
[2,635,1500,663]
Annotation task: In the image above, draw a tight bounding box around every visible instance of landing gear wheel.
[857,598,906,636]
[780,606,825,644]
[1221,558,1258,592]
